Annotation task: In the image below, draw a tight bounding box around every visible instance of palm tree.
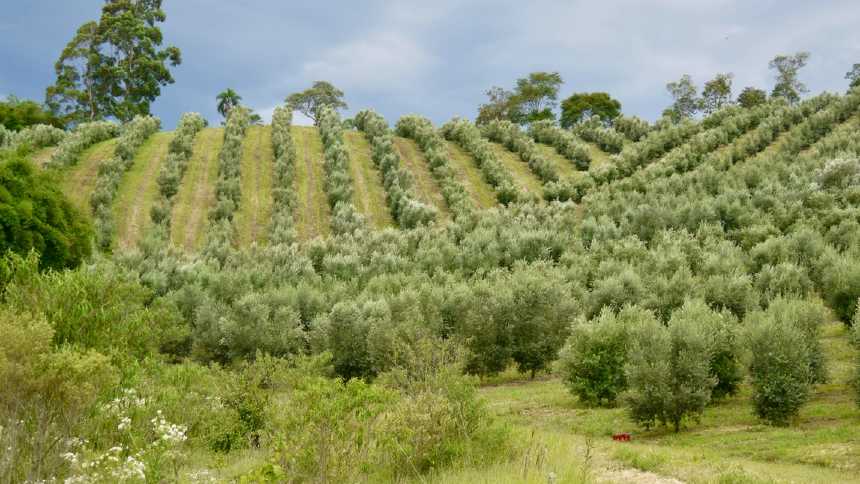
[216,88,242,119]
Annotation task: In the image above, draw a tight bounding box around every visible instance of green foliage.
[355,110,437,227]
[286,81,348,125]
[560,92,622,128]
[0,308,118,483]
[701,73,734,115]
[770,52,810,104]
[846,63,860,89]
[746,312,813,426]
[151,112,206,230]
[737,86,767,109]
[528,119,591,170]
[476,72,563,126]
[665,74,700,121]
[318,106,367,235]
[613,115,652,142]
[90,115,160,250]
[46,0,181,123]
[442,117,521,204]
[269,105,298,244]
[573,115,626,154]
[0,96,64,131]
[0,157,92,271]
[44,120,118,169]
[624,306,716,432]
[557,307,642,406]
[820,252,860,323]
[216,88,242,119]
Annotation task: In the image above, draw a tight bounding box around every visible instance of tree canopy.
[216,89,242,119]
[476,86,518,126]
[770,52,810,104]
[286,81,348,125]
[45,0,181,124]
[701,73,734,115]
[664,74,700,122]
[560,92,622,128]
[0,156,92,271]
[846,63,860,89]
[0,96,64,131]
[737,87,768,108]
[476,72,563,126]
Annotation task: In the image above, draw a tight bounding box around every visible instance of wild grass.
[443,140,497,209]
[291,125,331,241]
[169,127,223,251]
[343,130,395,229]
[234,125,275,247]
[393,136,451,221]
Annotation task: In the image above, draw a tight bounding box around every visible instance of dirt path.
[235,126,274,247]
[292,126,331,240]
[114,132,171,251]
[393,137,450,221]
[343,131,394,229]
[60,139,118,218]
[170,127,223,251]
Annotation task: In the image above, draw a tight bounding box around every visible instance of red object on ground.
[612,433,631,442]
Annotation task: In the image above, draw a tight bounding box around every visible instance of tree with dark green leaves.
[846,64,860,89]
[0,96,64,131]
[770,52,810,104]
[216,89,242,120]
[286,81,348,125]
[511,72,563,125]
[45,0,181,124]
[664,74,700,121]
[701,73,734,115]
[476,86,518,126]
[737,87,767,108]
[559,92,622,128]
[0,156,92,271]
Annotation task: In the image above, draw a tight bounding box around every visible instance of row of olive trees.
[354,110,437,228]
[269,105,299,245]
[202,107,250,262]
[558,297,829,430]
[150,112,206,231]
[395,115,475,221]
[572,115,626,154]
[44,120,118,169]
[0,123,66,153]
[613,115,652,142]
[318,106,366,235]
[527,120,591,170]
[90,115,160,250]
[441,118,521,204]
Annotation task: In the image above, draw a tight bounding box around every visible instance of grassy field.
[584,141,612,171]
[292,126,331,241]
[393,136,451,221]
[488,142,544,196]
[30,146,56,167]
[427,321,860,484]
[234,125,274,247]
[444,140,498,209]
[59,138,118,218]
[343,130,395,229]
[170,127,223,251]
[112,131,172,251]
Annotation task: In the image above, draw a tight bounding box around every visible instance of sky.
[2,0,859,129]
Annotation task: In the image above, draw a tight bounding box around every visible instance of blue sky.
[2,0,859,129]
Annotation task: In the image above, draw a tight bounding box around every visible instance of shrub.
[752,297,828,384]
[151,112,206,231]
[318,106,367,235]
[852,304,859,407]
[820,253,860,323]
[669,299,742,399]
[624,308,716,432]
[0,123,66,152]
[613,115,652,142]
[269,105,298,244]
[746,315,813,425]
[0,157,92,270]
[556,306,646,406]
[45,120,118,169]
[573,115,625,153]
[528,119,591,170]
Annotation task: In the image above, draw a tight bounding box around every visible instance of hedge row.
[0,123,66,152]
[572,115,626,154]
[613,115,652,142]
[203,107,250,261]
[318,106,366,235]
[355,110,437,228]
[441,118,520,205]
[395,115,475,221]
[149,113,206,232]
[527,120,591,170]
[269,105,299,245]
[45,121,119,169]
[90,116,160,250]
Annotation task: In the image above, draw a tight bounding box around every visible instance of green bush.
[820,253,860,323]
[0,157,92,271]
[556,306,647,406]
[746,314,813,425]
[624,308,716,432]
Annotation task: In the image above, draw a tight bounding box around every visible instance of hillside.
[9,90,860,482]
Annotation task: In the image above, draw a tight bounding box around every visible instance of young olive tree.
[624,309,716,432]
